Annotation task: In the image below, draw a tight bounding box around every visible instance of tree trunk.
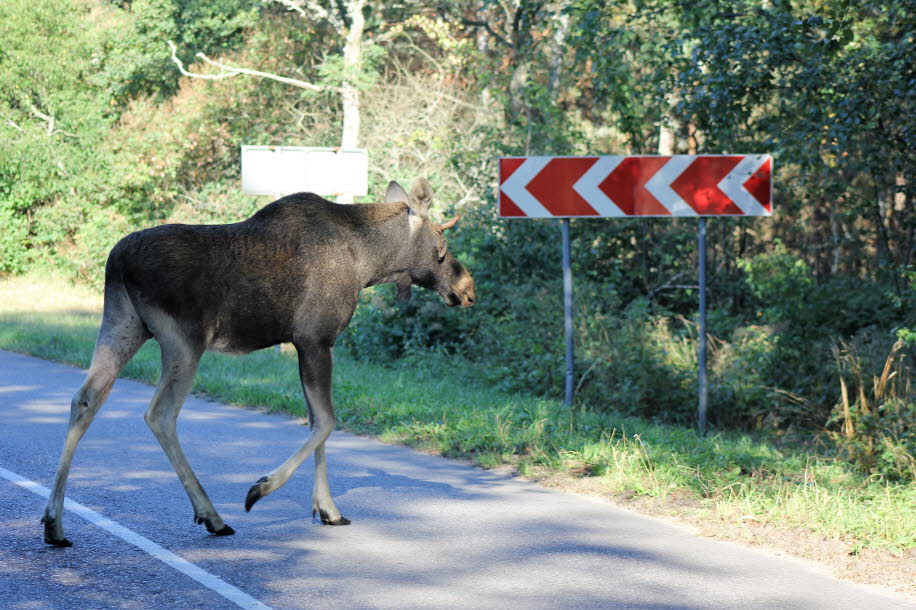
[657,112,677,156]
[340,0,365,150]
[546,7,569,98]
[829,201,841,275]
[338,0,366,202]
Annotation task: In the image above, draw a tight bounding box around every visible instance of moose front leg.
[245,342,348,524]
[310,428,349,525]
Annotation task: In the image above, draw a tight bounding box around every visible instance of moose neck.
[348,203,421,289]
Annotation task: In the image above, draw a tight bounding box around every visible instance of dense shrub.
[340,235,913,444]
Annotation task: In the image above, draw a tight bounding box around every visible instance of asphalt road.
[0,350,910,609]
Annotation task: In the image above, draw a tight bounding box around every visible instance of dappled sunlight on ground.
[18,400,69,414]
[98,410,132,419]
[122,470,180,481]
[0,292,912,602]
[0,385,39,394]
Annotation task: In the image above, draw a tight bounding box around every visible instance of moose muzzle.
[449,269,476,308]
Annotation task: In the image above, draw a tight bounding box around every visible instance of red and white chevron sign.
[499,155,772,218]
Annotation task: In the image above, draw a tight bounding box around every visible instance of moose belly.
[207,307,293,354]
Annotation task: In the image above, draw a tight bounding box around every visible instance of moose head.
[383,178,476,309]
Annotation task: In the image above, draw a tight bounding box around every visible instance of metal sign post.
[561,218,574,406]
[499,154,772,428]
[697,217,708,435]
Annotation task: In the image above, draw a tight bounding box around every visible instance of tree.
[169,0,373,201]
[0,0,119,272]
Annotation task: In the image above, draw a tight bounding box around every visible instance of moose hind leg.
[144,343,233,536]
[42,312,149,546]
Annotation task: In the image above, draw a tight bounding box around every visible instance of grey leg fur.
[144,340,233,536]
[311,442,347,524]
[42,287,149,546]
[245,343,349,525]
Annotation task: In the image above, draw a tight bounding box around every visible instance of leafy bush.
[711,324,786,428]
[732,245,911,429]
[738,241,815,327]
[0,206,30,274]
[575,301,696,423]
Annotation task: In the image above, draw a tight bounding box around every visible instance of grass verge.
[1,274,913,591]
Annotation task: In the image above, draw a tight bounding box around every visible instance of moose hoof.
[194,513,234,536]
[211,524,235,536]
[313,509,351,526]
[245,476,270,512]
[41,515,73,547]
[45,536,73,547]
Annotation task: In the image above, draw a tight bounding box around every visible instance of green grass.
[1,274,914,555]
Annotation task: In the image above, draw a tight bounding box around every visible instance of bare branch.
[575,358,603,395]
[168,40,327,92]
[648,272,687,299]
[459,18,511,48]
[24,98,54,134]
[6,119,25,133]
[261,0,345,34]
[306,0,342,29]
[263,0,306,17]
[15,99,78,137]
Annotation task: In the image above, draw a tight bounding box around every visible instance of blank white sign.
[241,146,368,197]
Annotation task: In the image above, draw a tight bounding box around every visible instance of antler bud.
[435,215,460,234]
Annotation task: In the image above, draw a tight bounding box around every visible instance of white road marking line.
[0,465,270,610]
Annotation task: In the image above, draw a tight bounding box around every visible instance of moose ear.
[385,181,409,204]
[436,235,448,261]
[407,177,433,219]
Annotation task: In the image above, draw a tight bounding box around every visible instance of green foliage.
[0,207,29,274]
[0,0,262,278]
[316,42,387,92]
[739,242,815,323]
[0,0,119,272]
[96,0,260,103]
[712,324,783,427]
[897,327,916,346]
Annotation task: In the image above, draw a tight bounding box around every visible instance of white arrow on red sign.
[499,155,772,218]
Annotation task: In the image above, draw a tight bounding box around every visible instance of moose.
[41,178,475,546]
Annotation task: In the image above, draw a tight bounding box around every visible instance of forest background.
[0,0,913,483]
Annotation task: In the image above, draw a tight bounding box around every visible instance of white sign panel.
[241,146,368,197]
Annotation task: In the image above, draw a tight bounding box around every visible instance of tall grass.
[829,339,915,481]
[1,274,914,554]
